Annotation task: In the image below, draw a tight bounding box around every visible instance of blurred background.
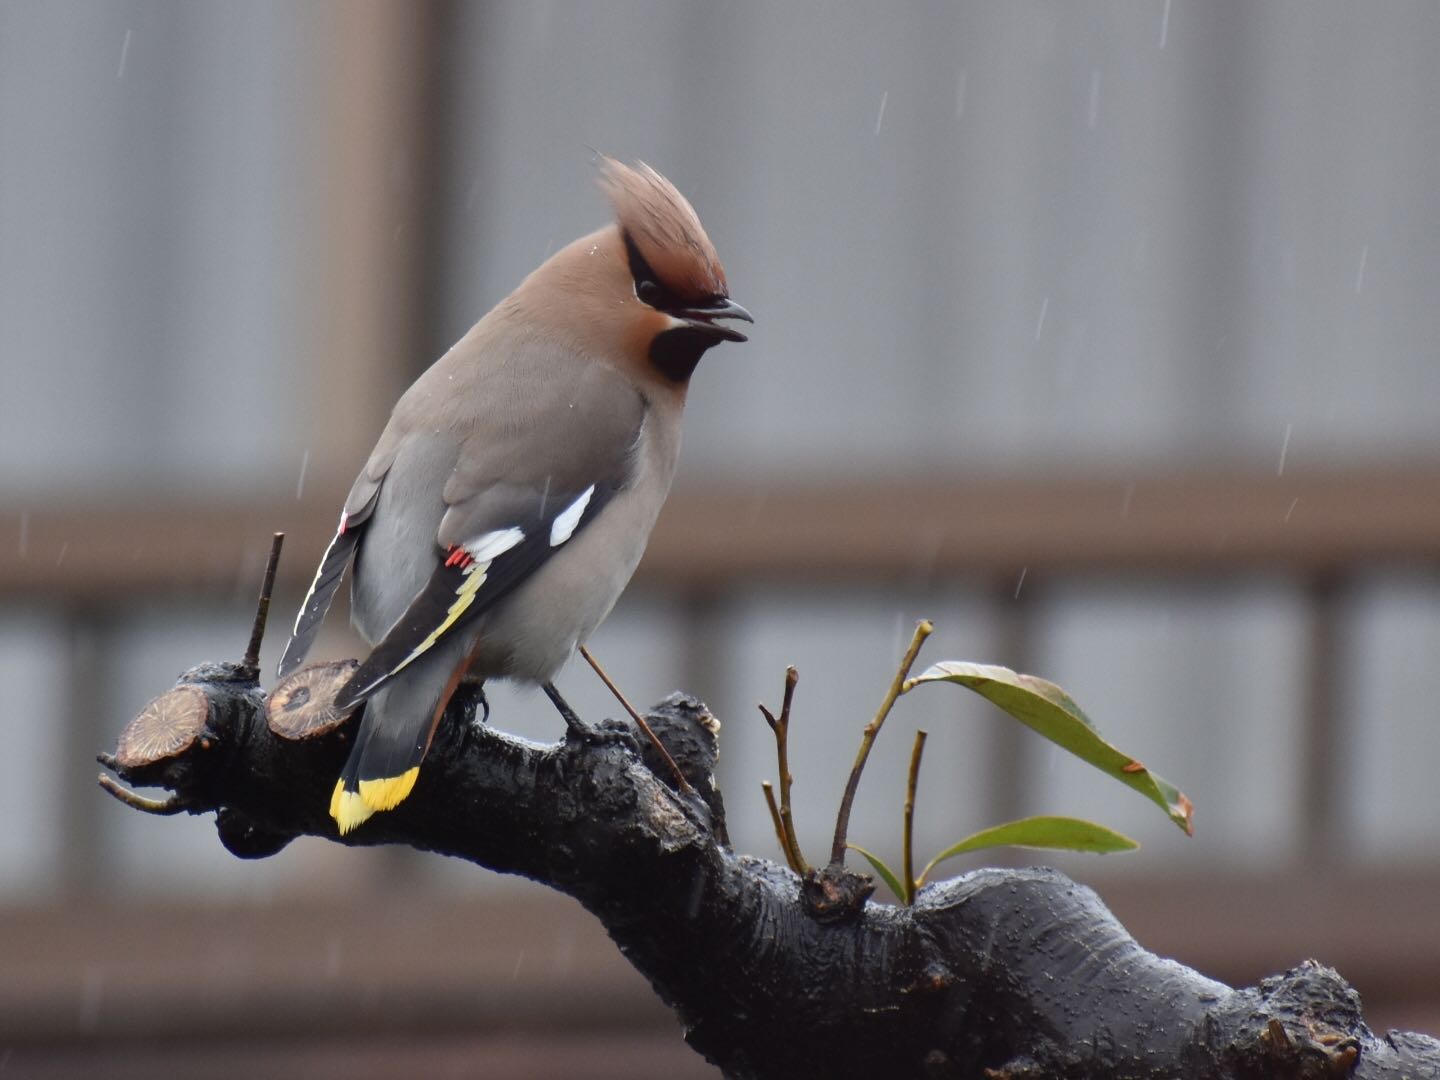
[2,1,1438,1075]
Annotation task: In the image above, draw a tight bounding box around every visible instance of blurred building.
[1,2,1438,1075]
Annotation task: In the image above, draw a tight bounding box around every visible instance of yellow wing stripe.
[382,563,489,684]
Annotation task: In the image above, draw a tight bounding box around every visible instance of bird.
[277,156,751,834]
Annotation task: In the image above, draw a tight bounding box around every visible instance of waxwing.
[279,156,751,833]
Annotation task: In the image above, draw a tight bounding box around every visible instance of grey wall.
[441,1,1440,477]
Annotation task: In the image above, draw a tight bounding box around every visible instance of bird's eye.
[636,279,663,307]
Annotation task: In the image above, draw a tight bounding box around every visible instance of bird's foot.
[445,681,490,732]
[543,682,641,754]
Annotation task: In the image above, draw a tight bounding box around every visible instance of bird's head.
[513,156,752,390]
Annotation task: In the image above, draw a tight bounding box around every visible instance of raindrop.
[1283,497,1299,523]
[56,541,69,567]
[1033,297,1049,343]
[746,489,770,525]
[955,69,968,119]
[1354,245,1368,295]
[908,527,943,590]
[1120,483,1135,517]
[1087,70,1101,129]
[117,28,132,80]
[550,933,574,977]
[1045,742,1063,775]
[1013,567,1028,599]
[511,949,525,979]
[874,91,889,136]
[78,966,104,1032]
[685,866,705,920]
[1158,0,1171,48]
[1277,423,1292,477]
[296,449,310,500]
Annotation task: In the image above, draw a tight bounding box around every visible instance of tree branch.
[98,655,1440,1079]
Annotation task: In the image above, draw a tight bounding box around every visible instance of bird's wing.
[333,361,646,710]
[277,475,385,678]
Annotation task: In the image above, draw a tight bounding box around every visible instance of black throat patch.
[649,326,716,383]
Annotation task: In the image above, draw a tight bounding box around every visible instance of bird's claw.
[568,717,643,756]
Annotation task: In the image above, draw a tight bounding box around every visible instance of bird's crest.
[598,156,729,302]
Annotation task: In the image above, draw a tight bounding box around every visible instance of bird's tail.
[328,644,473,834]
[330,746,420,835]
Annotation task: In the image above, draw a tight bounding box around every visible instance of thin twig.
[242,532,285,679]
[578,644,695,796]
[759,666,807,874]
[761,781,796,872]
[96,774,187,816]
[829,619,934,867]
[902,729,928,904]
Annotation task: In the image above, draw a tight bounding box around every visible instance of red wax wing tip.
[444,546,474,569]
[1122,760,1145,774]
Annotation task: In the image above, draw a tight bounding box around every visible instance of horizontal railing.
[7,464,1439,599]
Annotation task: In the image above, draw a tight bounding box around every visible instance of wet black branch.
[101,660,1440,1080]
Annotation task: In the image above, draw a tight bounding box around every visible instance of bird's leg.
[544,682,644,759]
[578,645,695,796]
[543,681,589,737]
[435,647,489,742]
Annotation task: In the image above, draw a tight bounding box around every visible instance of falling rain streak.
[874,91,888,136]
[1277,423,1292,477]
[296,449,310,500]
[1159,0,1171,47]
[117,29,131,79]
[955,69,968,119]
[1034,297,1049,343]
[78,966,104,1032]
[1087,70,1101,129]
[1355,245,1368,294]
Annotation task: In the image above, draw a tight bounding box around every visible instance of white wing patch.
[550,486,595,547]
[465,526,526,562]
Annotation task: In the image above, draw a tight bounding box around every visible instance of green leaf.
[906,662,1194,835]
[847,843,909,904]
[918,815,1138,886]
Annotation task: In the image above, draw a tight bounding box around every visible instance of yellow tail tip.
[329,768,420,834]
[330,780,376,835]
[359,766,421,812]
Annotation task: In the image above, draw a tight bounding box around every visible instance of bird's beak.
[678,297,754,343]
